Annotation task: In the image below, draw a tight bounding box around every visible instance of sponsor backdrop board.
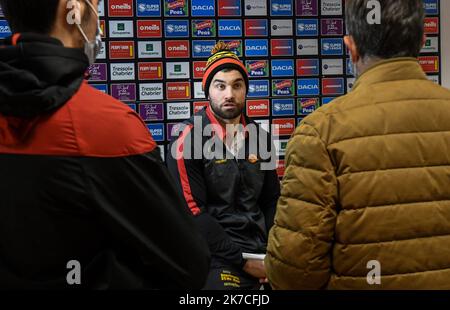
[0,0,442,175]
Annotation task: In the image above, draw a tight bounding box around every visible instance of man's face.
[81,0,99,41]
[208,70,246,120]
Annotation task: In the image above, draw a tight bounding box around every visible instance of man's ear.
[344,35,359,64]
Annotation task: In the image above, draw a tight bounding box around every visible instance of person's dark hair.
[345,0,424,59]
[0,0,60,34]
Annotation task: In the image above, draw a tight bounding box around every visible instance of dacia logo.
[192,5,214,10]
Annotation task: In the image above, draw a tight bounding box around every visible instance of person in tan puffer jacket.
[265,0,450,289]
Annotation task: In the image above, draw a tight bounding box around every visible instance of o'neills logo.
[111,4,131,10]
[140,25,159,31]
[249,104,268,110]
[109,0,133,17]
[193,61,207,79]
[424,17,439,34]
[137,20,162,37]
[166,41,190,58]
[272,119,295,136]
[247,99,269,117]
[168,45,187,51]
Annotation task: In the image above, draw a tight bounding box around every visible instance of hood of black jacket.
[0,33,89,118]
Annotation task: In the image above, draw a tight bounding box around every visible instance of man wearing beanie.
[167,42,280,289]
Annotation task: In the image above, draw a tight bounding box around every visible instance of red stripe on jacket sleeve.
[176,125,201,216]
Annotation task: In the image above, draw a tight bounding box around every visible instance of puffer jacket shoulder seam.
[337,232,450,246]
[338,163,450,177]
[329,130,450,147]
[341,199,450,211]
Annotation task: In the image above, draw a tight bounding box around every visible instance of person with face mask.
[0,0,210,289]
[74,0,103,65]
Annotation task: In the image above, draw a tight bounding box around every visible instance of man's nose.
[224,86,234,100]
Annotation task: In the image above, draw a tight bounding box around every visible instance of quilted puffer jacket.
[266,58,450,289]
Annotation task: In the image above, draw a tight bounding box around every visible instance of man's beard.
[209,99,244,120]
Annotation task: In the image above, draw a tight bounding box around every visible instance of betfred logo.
[419,56,439,73]
[109,41,135,59]
[322,78,345,95]
[246,99,270,117]
[166,82,191,100]
[137,20,162,37]
[193,61,207,79]
[272,118,295,136]
[108,0,133,17]
[218,0,241,16]
[271,39,294,56]
[138,62,163,80]
[194,101,209,113]
[296,59,319,76]
[165,40,190,58]
[244,19,268,37]
[424,17,439,34]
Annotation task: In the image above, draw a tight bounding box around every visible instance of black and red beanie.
[202,41,249,98]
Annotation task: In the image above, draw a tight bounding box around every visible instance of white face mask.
[76,0,103,65]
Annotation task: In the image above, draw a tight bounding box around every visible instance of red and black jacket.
[167,107,280,269]
[0,33,210,289]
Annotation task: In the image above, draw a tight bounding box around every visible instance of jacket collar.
[352,57,428,91]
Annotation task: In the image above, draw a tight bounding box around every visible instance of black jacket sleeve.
[80,148,210,289]
[258,169,281,233]
[166,125,245,269]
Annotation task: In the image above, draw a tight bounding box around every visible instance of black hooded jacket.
[0,33,210,289]
[167,107,280,269]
